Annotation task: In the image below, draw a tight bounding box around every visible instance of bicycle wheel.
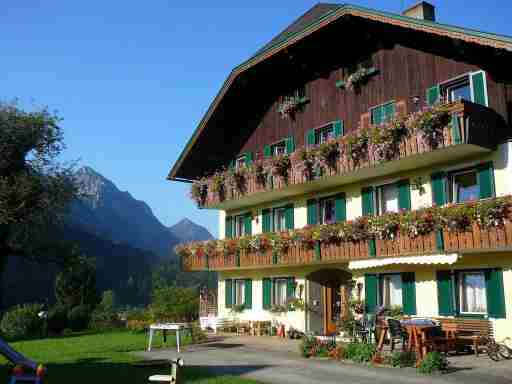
[487,342,501,361]
[498,344,512,360]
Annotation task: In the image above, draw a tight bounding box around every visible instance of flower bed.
[177,196,512,266]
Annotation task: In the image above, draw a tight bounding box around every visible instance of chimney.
[402,1,436,22]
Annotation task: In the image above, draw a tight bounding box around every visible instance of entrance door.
[324,283,345,334]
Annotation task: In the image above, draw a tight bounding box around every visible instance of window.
[320,198,336,225]
[234,279,245,306]
[271,141,287,157]
[235,155,246,169]
[379,274,402,308]
[234,215,245,238]
[443,76,471,103]
[451,170,479,203]
[315,125,335,145]
[458,271,487,314]
[273,207,286,232]
[272,278,288,306]
[371,101,396,125]
[376,183,399,215]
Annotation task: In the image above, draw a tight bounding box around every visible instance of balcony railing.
[196,100,503,210]
[181,222,512,272]
[180,197,512,272]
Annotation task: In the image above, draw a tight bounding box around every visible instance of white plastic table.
[147,323,190,353]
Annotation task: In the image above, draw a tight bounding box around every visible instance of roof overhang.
[168,3,512,182]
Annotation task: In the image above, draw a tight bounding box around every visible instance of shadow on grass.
[0,361,268,384]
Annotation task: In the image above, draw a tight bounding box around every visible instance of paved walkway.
[134,335,512,384]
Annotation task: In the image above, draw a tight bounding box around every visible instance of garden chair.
[387,319,408,351]
[148,358,184,384]
[356,314,376,344]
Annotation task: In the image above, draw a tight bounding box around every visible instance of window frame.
[370,100,396,126]
[448,167,480,204]
[315,123,335,145]
[456,270,488,315]
[375,182,400,215]
[235,155,246,170]
[270,140,287,157]
[378,273,403,309]
[319,197,336,225]
[233,279,246,306]
[272,278,289,306]
[233,215,245,238]
[440,74,471,104]
[273,207,287,232]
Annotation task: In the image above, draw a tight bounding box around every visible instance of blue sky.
[1,0,510,236]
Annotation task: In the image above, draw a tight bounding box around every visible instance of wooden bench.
[436,318,493,356]
[251,321,271,336]
[236,321,251,336]
[214,318,236,333]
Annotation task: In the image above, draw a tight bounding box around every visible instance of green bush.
[47,305,69,334]
[299,336,335,358]
[68,305,91,331]
[390,351,417,368]
[344,342,376,363]
[0,304,44,341]
[417,352,447,374]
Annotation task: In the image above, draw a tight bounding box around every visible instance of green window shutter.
[426,85,440,106]
[431,172,447,206]
[383,102,396,122]
[262,278,272,310]
[368,239,377,258]
[285,204,294,230]
[307,199,318,225]
[397,179,411,211]
[485,269,506,319]
[244,279,252,309]
[286,277,295,299]
[229,159,236,169]
[225,216,233,239]
[333,120,344,138]
[402,272,417,315]
[471,71,488,106]
[263,145,272,159]
[478,162,495,199]
[371,106,383,125]
[225,279,233,308]
[335,193,346,222]
[365,274,378,314]
[306,129,316,146]
[244,212,252,236]
[361,187,375,216]
[451,114,462,145]
[262,209,271,233]
[435,230,445,251]
[245,152,253,167]
[436,271,454,316]
[286,136,295,154]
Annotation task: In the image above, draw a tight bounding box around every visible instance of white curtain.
[389,275,402,307]
[236,281,245,306]
[460,273,487,313]
[382,185,399,213]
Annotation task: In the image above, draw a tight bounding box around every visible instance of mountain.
[169,218,214,244]
[70,166,180,260]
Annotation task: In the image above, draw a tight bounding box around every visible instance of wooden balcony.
[201,101,504,210]
[181,220,512,272]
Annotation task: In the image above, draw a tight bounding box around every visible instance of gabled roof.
[169,3,512,181]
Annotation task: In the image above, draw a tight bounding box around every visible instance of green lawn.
[0,331,261,383]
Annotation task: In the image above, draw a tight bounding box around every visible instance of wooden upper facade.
[169,3,512,182]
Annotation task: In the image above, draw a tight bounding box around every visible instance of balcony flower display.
[345,67,375,91]
[189,178,207,207]
[407,103,451,149]
[176,196,512,261]
[271,154,291,182]
[278,96,303,119]
[227,166,247,195]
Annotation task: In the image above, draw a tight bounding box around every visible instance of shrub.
[47,305,69,334]
[328,344,345,360]
[126,319,151,333]
[190,322,207,344]
[344,342,376,363]
[299,336,335,358]
[417,352,447,374]
[68,305,91,331]
[89,307,119,331]
[0,304,44,341]
[390,351,417,368]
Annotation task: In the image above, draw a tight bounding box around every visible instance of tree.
[0,101,78,307]
[55,254,97,308]
[150,286,198,322]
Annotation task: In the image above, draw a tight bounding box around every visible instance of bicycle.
[479,336,512,361]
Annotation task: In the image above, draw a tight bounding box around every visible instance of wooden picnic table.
[403,323,437,360]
